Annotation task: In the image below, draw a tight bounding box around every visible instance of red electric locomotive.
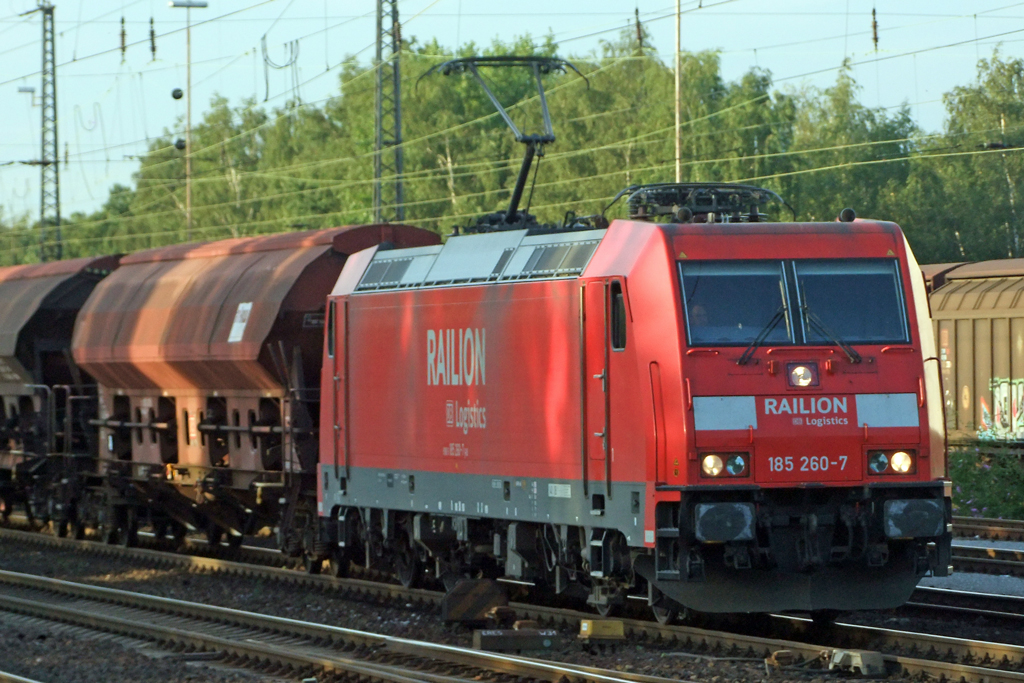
[317,183,952,617]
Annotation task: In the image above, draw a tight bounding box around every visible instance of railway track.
[905,585,1024,621]
[951,544,1024,576]
[0,567,691,683]
[4,527,1024,683]
[0,671,44,683]
[953,516,1024,542]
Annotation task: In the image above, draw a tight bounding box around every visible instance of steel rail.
[0,568,680,683]
[773,613,1024,666]
[5,526,1024,683]
[0,591,424,683]
[0,672,44,683]
[954,516,1024,542]
[952,544,1024,576]
[905,585,1024,621]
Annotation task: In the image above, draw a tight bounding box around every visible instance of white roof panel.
[354,228,606,292]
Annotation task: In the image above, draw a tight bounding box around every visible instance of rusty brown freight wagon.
[69,225,438,547]
[929,258,1024,444]
[0,255,119,527]
[921,262,966,293]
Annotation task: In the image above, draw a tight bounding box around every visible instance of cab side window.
[327,301,336,358]
[611,281,626,350]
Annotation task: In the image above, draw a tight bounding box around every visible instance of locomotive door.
[584,281,611,497]
[329,299,346,480]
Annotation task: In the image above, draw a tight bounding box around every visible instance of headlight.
[701,454,723,477]
[867,449,916,475]
[700,452,749,478]
[787,362,819,387]
[890,450,913,473]
[725,454,747,475]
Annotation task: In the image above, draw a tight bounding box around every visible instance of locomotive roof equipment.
[422,56,587,233]
[603,182,796,224]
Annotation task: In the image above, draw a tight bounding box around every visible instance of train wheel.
[206,524,223,548]
[651,602,678,625]
[101,525,119,545]
[593,586,625,618]
[649,585,681,625]
[118,509,138,548]
[441,571,468,592]
[394,540,421,589]
[53,518,69,538]
[811,610,840,627]
[226,532,243,550]
[24,503,39,530]
[327,556,350,579]
[70,517,87,540]
[303,554,323,575]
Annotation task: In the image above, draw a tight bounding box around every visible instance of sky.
[1,0,1023,223]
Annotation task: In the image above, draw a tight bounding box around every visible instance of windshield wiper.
[799,290,862,364]
[738,279,791,365]
[737,306,786,365]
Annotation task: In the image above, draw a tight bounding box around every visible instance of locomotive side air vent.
[499,239,601,280]
[354,229,605,292]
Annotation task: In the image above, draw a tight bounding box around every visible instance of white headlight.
[789,364,814,387]
[890,450,913,473]
[701,454,723,477]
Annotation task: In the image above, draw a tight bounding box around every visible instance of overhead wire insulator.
[635,7,643,52]
[120,16,126,62]
[150,17,156,60]
[872,8,878,52]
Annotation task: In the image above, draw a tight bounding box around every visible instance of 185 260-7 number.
[768,455,847,473]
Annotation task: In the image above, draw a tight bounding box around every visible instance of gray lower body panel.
[321,465,648,546]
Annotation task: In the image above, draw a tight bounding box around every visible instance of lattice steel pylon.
[23,2,61,261]
[373,0,404,223]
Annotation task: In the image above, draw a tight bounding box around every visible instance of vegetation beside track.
[6,30,1024,265]
[949,444,1024,520]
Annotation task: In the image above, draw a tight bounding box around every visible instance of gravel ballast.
[0,535,1006,683]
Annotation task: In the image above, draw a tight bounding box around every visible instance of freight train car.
[317,184,953,617]
[920,263,966,293]
[0,255,119,527]
[928,259,1024,444]
[67,225,438,547]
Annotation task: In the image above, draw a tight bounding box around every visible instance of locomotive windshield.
[681,261,793,346]
[795,260,909,344]
[681,258,909,346]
